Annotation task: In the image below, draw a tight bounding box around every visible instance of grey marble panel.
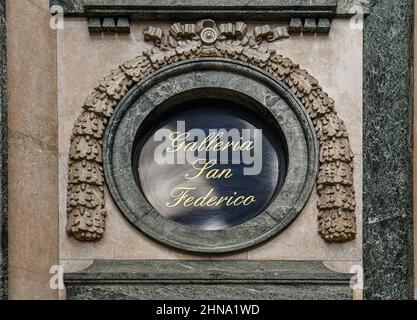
[363,0,414,300]
[65,260,353,300]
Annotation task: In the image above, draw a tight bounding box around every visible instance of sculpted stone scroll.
[66,20,356,243]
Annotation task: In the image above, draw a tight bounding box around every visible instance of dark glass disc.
[135,99,287,230]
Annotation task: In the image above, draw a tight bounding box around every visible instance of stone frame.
[102,58,319,253]
[0,0,7,300]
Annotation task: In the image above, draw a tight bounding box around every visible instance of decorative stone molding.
[289,18,331,34]
[88,17,130,33]
[66,19,356,243]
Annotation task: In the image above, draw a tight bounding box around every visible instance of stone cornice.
[50,0,370,19]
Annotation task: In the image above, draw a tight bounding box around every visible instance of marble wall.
[0,0,7,301]
[363,0,414,300]
[413,1,417,301]
[7,0,58,299]
[57,18,363,280]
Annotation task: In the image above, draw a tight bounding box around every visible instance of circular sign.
[133,98,287,230]
[103,58,318,253]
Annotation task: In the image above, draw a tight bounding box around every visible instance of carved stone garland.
[67,20,356,243]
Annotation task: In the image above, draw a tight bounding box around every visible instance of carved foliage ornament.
[67,20,356,243]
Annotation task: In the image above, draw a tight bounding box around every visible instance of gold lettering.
[243,196,256,206]
[183,141,198,152]
[206,132,223,151]
[183,196,196,207]
[233,195,245,206]
[240,140,254,151]
[166,187,256,208]
[166,130,255,153]
[205,196,218,207]
[185,159,233,180]
[166,187,195,207]
[226,195,235,206]
[167,132,189,152]
[194,188,215,206]
[215,196,228,206]
[163,130,258,211]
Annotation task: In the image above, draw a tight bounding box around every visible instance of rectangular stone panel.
[0,0,7,301]
[65,260,353,300]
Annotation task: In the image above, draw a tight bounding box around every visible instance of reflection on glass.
[137,99,286,230]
